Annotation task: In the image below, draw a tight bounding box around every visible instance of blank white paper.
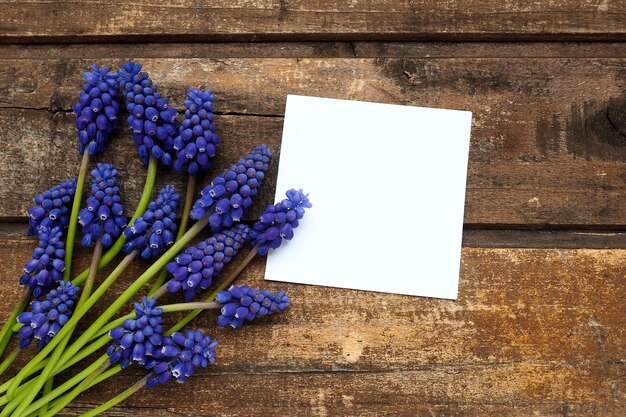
[264,95,472,299]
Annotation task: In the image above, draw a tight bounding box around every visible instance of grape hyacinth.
[72,64,121,155]
[123,185,180,260]
[250,188,311,256]
[19,226,66,298]
[173,88,219,176]
[78,163,126,248]
[16,281,80,350]
[107,297,163,369]
[145,330,217,388]
[26,179,77,236]
[190,144,272,232]
[166,224,250,301]
[118,61,178,166]
[216,285,290,329]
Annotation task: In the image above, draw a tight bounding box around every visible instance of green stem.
[38,238,103,417]
[0,347,19,376]
[28,358,110,417]
[0,288,31,366]
[148,174,196,296]
[79,374,150,417]
[64,150,90,281]
[7,238,104,417]
[71,155,158,287]
[6,216,209,401]
[168,245,259,334]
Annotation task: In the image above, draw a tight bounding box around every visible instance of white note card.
[264,95,472,299]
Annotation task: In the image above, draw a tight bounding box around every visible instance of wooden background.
[0,1,625,416]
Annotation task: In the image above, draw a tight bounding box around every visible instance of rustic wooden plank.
[1,242,624,368]
[0,1,624,42]
[0,57,625,226]
[0,241,623,415]
[58,364,625,417]
[2,42,626,60]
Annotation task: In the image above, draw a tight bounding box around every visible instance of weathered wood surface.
[0,240,624,416]
[0,1,625,42]
[1,53,625,226]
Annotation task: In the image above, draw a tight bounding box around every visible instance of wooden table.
[0,2,624,416]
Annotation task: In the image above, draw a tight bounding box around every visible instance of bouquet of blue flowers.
[0,62,311,416]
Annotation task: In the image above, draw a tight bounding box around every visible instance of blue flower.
[118,61,178,166]
[72,64,121,155]
[173,88,219,176]
[166,224,249,301]
[190,145,272,232]
[250,188,311,256]
[26,179,76,236]
[123,185,180,259]
[17,281,79,350]
[215,285,290,329]
[19,226,66,298]
[145,330,217,388]
[78,163,126,248]
[107,297,163,369]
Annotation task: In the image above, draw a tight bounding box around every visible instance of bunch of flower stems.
[0,152,264,416]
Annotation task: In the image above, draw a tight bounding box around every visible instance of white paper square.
[264,95,472,299]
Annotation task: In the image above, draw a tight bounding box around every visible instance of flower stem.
[0,347,19,376]
[148,174,196,296]
[78,374,150,417]
[64,150,90,281]
[167,245,259,334]
[35,359,110,417]
[71,155,158,287]
[7,238,104,417]
[6,216,209,401]
[0,287,30,367]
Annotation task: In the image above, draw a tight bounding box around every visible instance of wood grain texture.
[0,55,625,226]
[0,1,625,42]
[0,239,623,416]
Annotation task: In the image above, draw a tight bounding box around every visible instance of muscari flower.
[118,61,178,166]
[216,285,290,329]
[145,330,217,388]
[107,297,163,369]
[190,144,272,232]
[26,179,77,236]
[123,185,180,260]
[250,188,311,256]
[166,224,250,301]
[78,163,126,248]
[173,88,219,176]
[72,64,121,155]
[17,281,79,350]
[20,226,66,298]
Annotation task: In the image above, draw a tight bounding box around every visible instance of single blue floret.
[17,281,79,350]
[19,226,66,298]
[166,224,249,301]
[107,297,163,369]
[250,188,311,256]
[26,179,77,236]
[78,163,126,249]
[72,64,121,155]
[190,144,272,232]
[215,285,290,329]
[123,185,180,259]
[118,61,178,166]
[173,88,219,176]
